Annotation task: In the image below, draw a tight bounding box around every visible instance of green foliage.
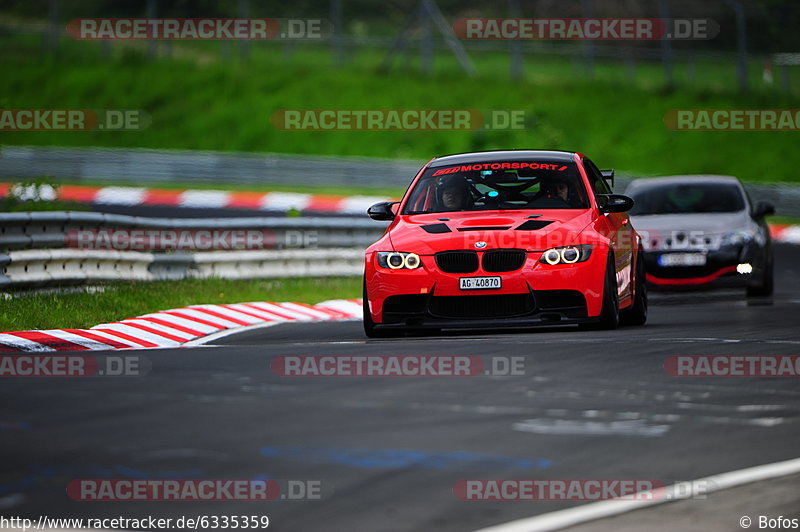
[1,35,799,183]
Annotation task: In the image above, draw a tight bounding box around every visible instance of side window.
[583,158,611,194]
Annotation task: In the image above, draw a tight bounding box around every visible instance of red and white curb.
[0,182,392,216]
[0,299,363,352]
[770,224,800,245]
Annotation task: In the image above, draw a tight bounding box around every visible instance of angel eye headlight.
[388,253,404,269]
[560,247,580,263]
[539,245,592,265]
[404,253,420,269]
[543,249,562,265]
[377,252,422,270]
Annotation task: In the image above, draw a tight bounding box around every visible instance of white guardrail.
[0,212,383,287]
[0,248,364,287]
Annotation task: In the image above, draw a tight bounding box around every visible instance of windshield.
[628,182,746,215]
[402,160,589,214]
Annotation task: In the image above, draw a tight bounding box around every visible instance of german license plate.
[459,276,501,290]
[658,253,707,267]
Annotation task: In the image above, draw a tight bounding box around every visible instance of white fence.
[0,212,381,287]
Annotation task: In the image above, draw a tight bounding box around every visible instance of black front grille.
[429,294,535,319]
[482,249,527,272]
[435,251,479,273]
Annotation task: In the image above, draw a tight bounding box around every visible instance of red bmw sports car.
[363,150,647,337]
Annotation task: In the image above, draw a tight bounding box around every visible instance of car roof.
[429,150,577,168]
[627,175,743,190]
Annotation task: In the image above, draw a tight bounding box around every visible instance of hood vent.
[421,223,452,234]
[515,220,554,230]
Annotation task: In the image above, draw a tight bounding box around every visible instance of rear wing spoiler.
[601,169,615,188]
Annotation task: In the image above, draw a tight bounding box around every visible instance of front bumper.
[643,245,763,289]
[373,313,603,331]
[364,248,607,327]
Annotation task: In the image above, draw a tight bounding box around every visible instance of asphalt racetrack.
[2,245,799,531]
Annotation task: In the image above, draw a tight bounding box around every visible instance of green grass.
[0,277,361,331]
[1,198,90,212]
[2,33,800,183]
[769,215,800,226]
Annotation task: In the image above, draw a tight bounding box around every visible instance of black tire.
[580,252,619,331]
[747,254,774,298]
[620,249,648,326]
[363,280,402,338]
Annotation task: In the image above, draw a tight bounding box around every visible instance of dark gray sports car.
[625,175,774,297]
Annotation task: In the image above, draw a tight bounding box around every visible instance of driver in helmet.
[543,177,575,206]
[548,178,571,202]
[437,175,471,211]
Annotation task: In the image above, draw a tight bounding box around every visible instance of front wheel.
[363,280,402,338]
[580,252,619,331]
[620,250,648,326]
[747,253,774,298]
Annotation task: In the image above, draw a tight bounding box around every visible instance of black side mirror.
[752,200,775,219]
[367,201,398,221]
[597,194,634,214]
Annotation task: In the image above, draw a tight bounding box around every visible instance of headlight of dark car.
[720,229,756,247]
